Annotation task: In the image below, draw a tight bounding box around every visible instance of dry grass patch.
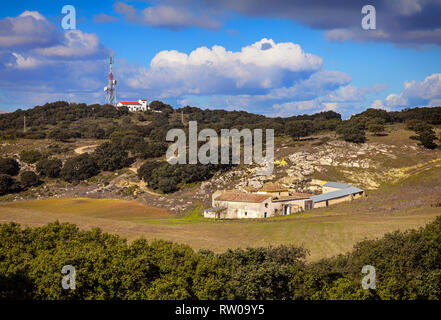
[1,198,172,221]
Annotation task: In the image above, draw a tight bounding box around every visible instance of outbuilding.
[311,186,365,208]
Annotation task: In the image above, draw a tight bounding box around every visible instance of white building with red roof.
[117,99,148,112]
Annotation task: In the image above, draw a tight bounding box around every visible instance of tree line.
[1,216,441,300]
[2,101,439,146]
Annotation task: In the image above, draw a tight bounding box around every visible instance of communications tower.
[104,56,117,106]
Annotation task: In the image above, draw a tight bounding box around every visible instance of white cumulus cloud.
[371,73,441,109]
[124,38,323,96]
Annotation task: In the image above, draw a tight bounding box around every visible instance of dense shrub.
[134,141,168,159]
[48,128,71,142]
[352,108,391,124]
[36,158,62,178]
[19,150,45,164]
[406,120,438,149]
[417,129,438,149]
[0,158,20,176]
[286,120,314,140]
[93,142,129,171]
[138,161,228,193]
[60,154,99,182]
[20,171,40,188]
[406,120,431,132]
[137,161,162,182]
[367,123,385,136]
[0,174,21,195]
[313,119,341,132]
[336,121,366,143]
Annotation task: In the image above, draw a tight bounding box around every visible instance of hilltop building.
[117,99,148,112]
[204,181,365,219]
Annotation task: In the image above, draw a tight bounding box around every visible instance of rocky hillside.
[199,127,441,200]
[1,123,440,216]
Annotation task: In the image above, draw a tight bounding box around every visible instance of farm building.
[204,182,365,219]
[206,191,273,219]
[271,193,314,215]
[205,190,314,219]
[311,184,365,208]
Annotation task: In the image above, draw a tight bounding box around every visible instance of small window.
[245,212,247,216]
[265,203,268,208]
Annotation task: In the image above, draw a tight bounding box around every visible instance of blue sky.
[0,0,440,118]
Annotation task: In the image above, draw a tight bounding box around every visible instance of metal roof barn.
[310,186,364,203]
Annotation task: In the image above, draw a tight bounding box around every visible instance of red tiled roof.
[120,102,140,105]
[214,192,271,203]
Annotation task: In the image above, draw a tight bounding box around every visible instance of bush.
[60,154,99,182]
[138,161,162,182]
[406,120,430,133]
[19,150,44,164]
[36,158,62,178]
[417,129,438,149]
[367,123,385,136]
[139,161,181,193]
[134,141,168,159]
[0,158,20,176]
[0,174,21,195]
[20,171,40,188]
[286,120,314,140]
[93,142,129,171]
[407,121,438,149]
[353,108,391,123]
[48,128,71,142]
[336,121,366,143]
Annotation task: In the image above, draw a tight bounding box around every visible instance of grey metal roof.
[311,186,364,203]
[323,181,352,189]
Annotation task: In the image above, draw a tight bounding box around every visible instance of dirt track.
[74,144,98,155]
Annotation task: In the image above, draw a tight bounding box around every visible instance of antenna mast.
[104,56,117,106]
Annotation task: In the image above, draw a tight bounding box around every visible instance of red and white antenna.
[104,55,117,106]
